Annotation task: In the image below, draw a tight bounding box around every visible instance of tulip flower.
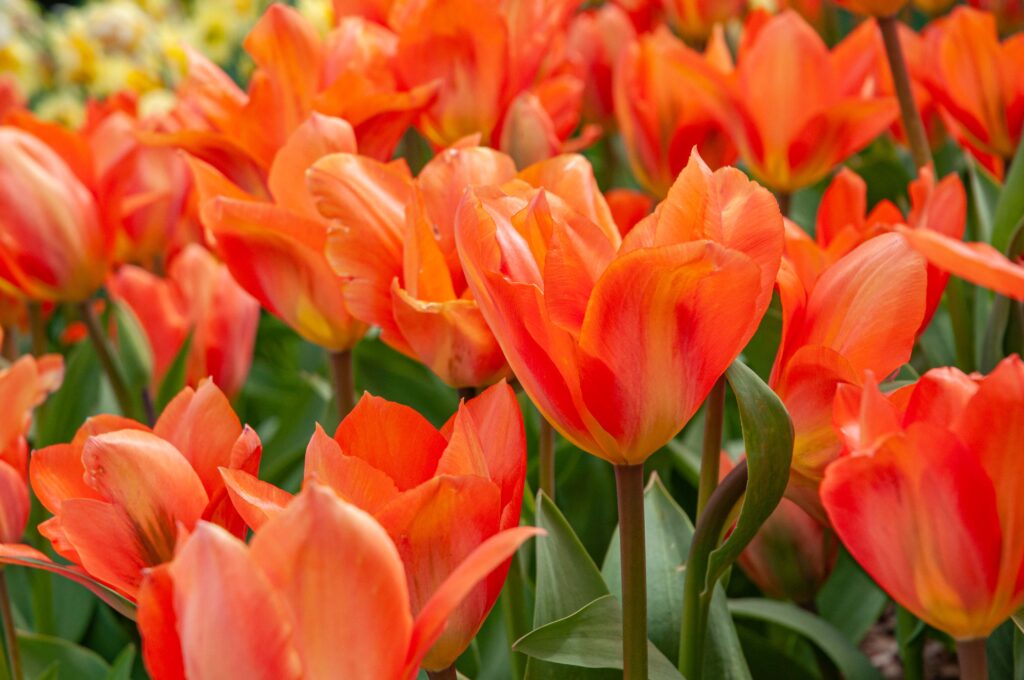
[0,127,112,302]
[107,244,260,397]
[923,8,1024,177]
[221,381,526,671]
[773,233,928,515]
[567,4,636,127]
[605,188,653,237]
[614,26,737,196]
[22,381,261,598]
[311,143,591,388]
[137,484,541,680]
[823,355,1024,644]
[968,0,1024,34]
[660,0,745,42]
[189,114,367,352]
[721,12,897,193]
[0,345,63,543]
[391,0,596,159]
[456,150,782,466]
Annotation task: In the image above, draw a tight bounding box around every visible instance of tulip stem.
[329,350,355,420]
[539,418,556,502]
[879,15,932,170]
[78,301,139,420]
[680,461,749,679]
[426,666,457,680]
[0,569,22,680]
[615,463,648,680]
[697,377,726,518]
[956,638,987,680]
[27,303,45,357]
[1,327,16,362]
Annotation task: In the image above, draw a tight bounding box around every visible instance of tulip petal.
[137,565,185,680]
[219,469,291,532]
[267,114,357,218]
[896,226,1024,300]
[250,485,411,680]
[30,443,103,514]
[60,499,151,595]
[304,424,399,514]
[0,461,28,543]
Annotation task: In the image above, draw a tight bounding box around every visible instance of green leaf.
[155,332,193,413]
[816,548,889,644]
[34,342,102,447]
[109,302,153,392]
[728,599,884,680]
[992,135,1024,253]
[18,633,110,680]
[514,595,683,680]
[966,157,1000,242]
[706,361,793,588]
[104,645,136,680]
[525,493,617,680]
[601,475,750,678]
[51,576,96,643]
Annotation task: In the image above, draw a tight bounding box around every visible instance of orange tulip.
[722,13,897,193]
[190,114,368,351]
[823,355,1024,640]
[308,142,519,387]
[220,381,526,670]
[968,0,1024,34]
[567,4,637,127]
[391,0,595,159]
[137,484,541,680]
[614,26,737,196]
[24,381,261,598]
[0,127,112,302]
[0,344,63,543]
[107,244,261,397]
[773,233,928,513]
[660,0,745,41]
[923,8,1024,176]
[455,151,783,465]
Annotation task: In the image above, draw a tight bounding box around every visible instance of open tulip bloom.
[6,1,1024,679]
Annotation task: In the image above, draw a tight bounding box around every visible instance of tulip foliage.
[2,1,1024,679]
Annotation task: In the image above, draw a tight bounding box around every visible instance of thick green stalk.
[615,464,647,680]
[538,418,556,502]
[956,638,988,680]
[696,377,726,518]
[680,462,749,678]
[0,569,22,680]
[879,15,932,169]
[27,303,45,357]
[78,301,138,419]
[500,553,528,680]
[329,350,356,420]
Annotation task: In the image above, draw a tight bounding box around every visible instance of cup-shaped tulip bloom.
[392,0,594,158]
[138,484,541,680]
[455,151,783,465]
[614,26,737,197]
[923,8,1024,177]
[721,13,897,193]
[567,4,636,127]
[220,381,526,670]
[107,244,260,397]
[189,114,368,351]
[823,356,1024,640]
[0,347,63,543]
[0,127,112,302]
[308,142,517,387]
[661,0,745,41]
[773,234,927,513]
[25,381,262,598]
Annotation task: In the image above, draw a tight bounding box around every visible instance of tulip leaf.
[601,474,751,678]
[706,361,793,588]
[992,136,1024,253]
[514,595,683,680]
[966,157,1000,243]
[34,341,102,447]
[815,548,889,644]
[728,599,884,680]
[155,332,193,413]
[524,493,617,680]
[17,633,111,680]
[104,645,136,680]
[109,301,153,393]
[1014,611,1024,635]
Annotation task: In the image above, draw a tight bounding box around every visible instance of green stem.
[879,15,932,170]
[776,192,791,219]
[0,569,22,680]
[329,350,356,421]
[615,463,647,680]
[896,607,925,680]
[697,377,726,518]
[27,303,45,357]
[1,327,15,362]
[946,278,977,372]
[500,552,528,680]
[426,666,457,680]
[538,418,556,502]
[956,638,988,680]
[680,461,749,678]
[77,301,138,419]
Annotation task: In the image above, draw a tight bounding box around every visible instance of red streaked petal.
[219,469,291,532]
